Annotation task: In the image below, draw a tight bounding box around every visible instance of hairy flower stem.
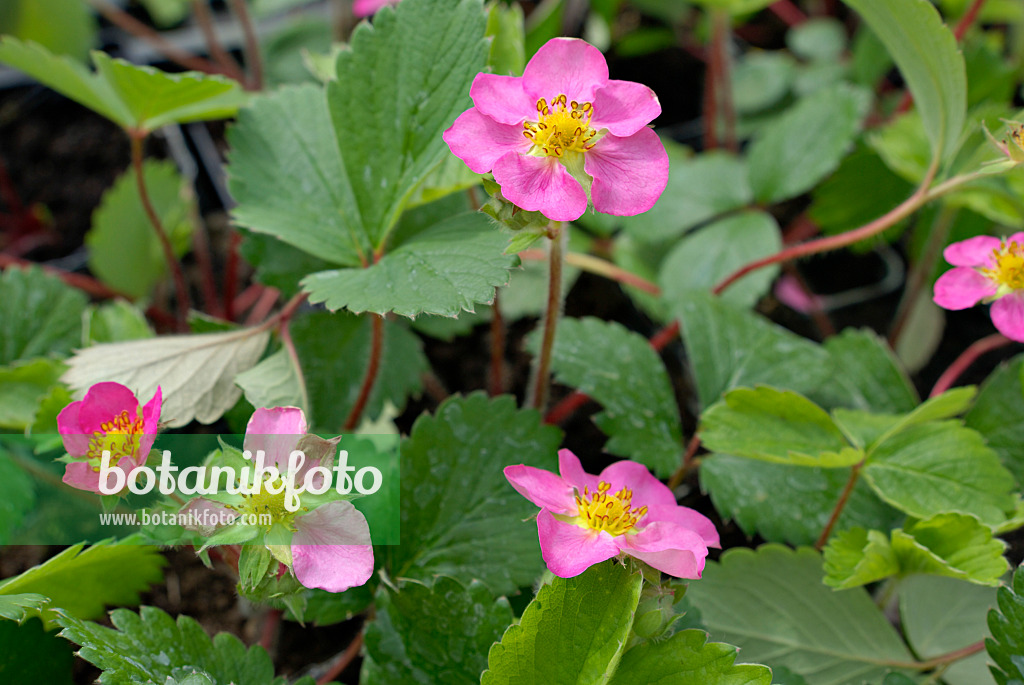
[713,163,990,296]
[131,134,191,332]
[343,313,384,431]
[815,462,862,550]
[930,333,1012,397]
[528,223,566,411]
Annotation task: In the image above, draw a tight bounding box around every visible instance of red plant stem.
[930,333,1012,397]
[702,14,721,151]
[243,286,280,326]
[489,288,506,396]
[224,230,242,321]
[650,320,680,352]
[545,391,590,425]
[85,0,232,77]
[527,225,565,411]
[228,0,264,90]
[915,640,986,670]
[768,0,808,26]
[189,208,221,317]
[0,253,127,299]
[667,434,703,490]
[131,133,190,331]
[316,631,364,685]
[711,10,738,153]
[343,313,384,431]
[816,462,862,550]
[257,608,282,652]
[191,0,245,81]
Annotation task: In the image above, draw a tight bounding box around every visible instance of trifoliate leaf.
[609,629,773,685]
[482,561,642,685]
[0,266,87,366]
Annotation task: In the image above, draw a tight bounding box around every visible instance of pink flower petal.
[590,80,661,137]
[352,0,397,17]
[991,292,1024,342]
[1008,232,1024,245]
[585,128,668,216]
[470,74,535,126]
[644,505,721,548]
[943,235,1001,267]
[492,153,587,221]
[62,455,136,495]
[557,449,598,493]
[244,407,306,470]
[179,498,237,536]
[138,386,162,456]
[504,465,576,515]
[292,501,374,593]
[933,267,997,310]
[597,460,677,510]
[78,382,139,434]
[443,108,529,174]
[523,38,608,103]
[625,547,704,579]
[774,274,822,314]
[537,509,619,578]
[57,400,89,456]
[619,521,709,558]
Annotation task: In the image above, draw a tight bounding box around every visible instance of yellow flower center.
[86,410,144,472]
[982,241,1024,290]
[235,476,300,529]
[523,94,598,158]
[574,481,647,536]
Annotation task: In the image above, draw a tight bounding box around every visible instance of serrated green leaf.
[610,629,772,685]
[731,52,795,114]
[0,616,73,684]
[303,211,516,317]
[386,393,561,594]
[701,387,862,467]
[810,329,918,413]
[788,18,847,61]
[620,147,753,244]
[58,606,292,685]
[675,294,833,409]
[0,542,166,629]
[965,355,1024,486]
[823,527,898,588]
[529,317,681,477]
[685,545,914,684]
[862,422,1016,526]
[0,358,65,430]
[843,0,966,161]
[0,594,48,623]
[361,578,513,685]
[234,348,303,412]
[747,83,871,204]
[84,301,155,345]
[659,210,781,309]
[0,37,244,132]
[987,566,1024,685]
[291,310,426,431]
[868,386,976,447]
[61,328,270,428]
[0,266,88,366]
[867,112,934,184]
[87,159,194,298]
[482,561,643,685]
[900,575,996,685]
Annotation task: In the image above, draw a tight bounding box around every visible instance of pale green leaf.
[482,561,643,685]
[788,18,847,62]
[685,545,915,684]
[234,348,303,412]
[869,386,976,447]
[810,329,918,413]
[659,210,781,309]
[867,112,934,183]
[701,387,861,467]
[823,527,899,588]
[87,159,194,298]
[361,578,513,685]
[61,328,270,428]
[386,393,561,594]
[965,355,1024,486]
[0,266,88,365]
[83,301,155,345]
[731,52,795,114]
[747,83,871,203]
[0,542,166,629]
[610,629,773,685]
[0,0,96,61]
[530,317,682,477]
[0,358,65,430]
[843,0,967,160]
[0,594,49,623]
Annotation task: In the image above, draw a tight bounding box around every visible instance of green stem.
[527,223,566,411]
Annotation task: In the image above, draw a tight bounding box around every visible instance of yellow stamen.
[573,481,647,536]
[86,410,144,472]
[522,93,598,158]
[982,241,1024,290]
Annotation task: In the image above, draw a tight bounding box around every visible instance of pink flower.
[184,407,374,593]
[353,0,399,16]
[443,38,669,222]
[934,233,1024,341]
[504,449,719,578]
[57,382,161,494]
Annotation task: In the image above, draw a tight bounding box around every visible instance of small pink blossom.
[184,407,374,593]
[934,233,1024,341]
[443,37,669,222]
[353,0,399,17]
[57,382,161,494]
[504,449,719,578]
